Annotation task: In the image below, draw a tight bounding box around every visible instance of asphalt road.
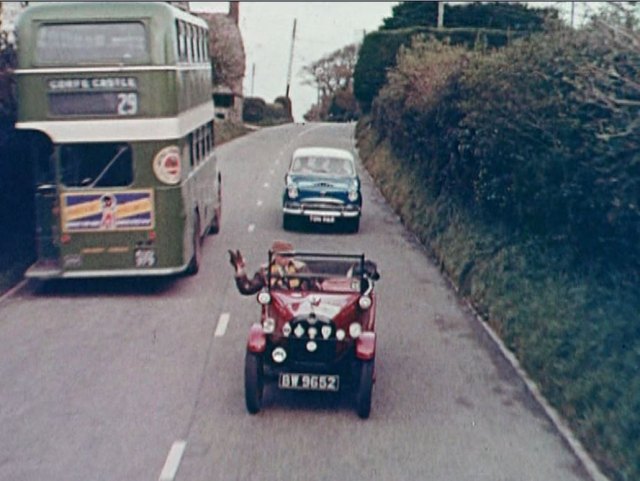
[0,122,592,481]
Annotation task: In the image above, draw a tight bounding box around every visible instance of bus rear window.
[60,143,133,188]
[36,23,148,64]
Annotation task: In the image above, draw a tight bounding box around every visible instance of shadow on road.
[26,276,177,298]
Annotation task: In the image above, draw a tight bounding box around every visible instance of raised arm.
[229,249,267,295]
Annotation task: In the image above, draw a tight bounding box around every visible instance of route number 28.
[117,93,138,116]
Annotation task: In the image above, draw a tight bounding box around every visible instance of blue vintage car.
[282,147,362,233]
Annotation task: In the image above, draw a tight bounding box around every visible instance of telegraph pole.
[285,18,297,98]
[571,1,575,28]
[437,1,444,28]
[251,62,256,96]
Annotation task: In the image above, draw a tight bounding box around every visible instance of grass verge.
[356,117,639,481]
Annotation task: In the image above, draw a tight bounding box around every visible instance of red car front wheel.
[245,351,264,414]
[356,359,374,419]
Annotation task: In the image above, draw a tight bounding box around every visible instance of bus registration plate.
[135,248,156,267]
[278,373,339,391]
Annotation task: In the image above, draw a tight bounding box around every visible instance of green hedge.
[357,115,639,481]
[381,1,556,31]
[354,26,513,112]
[0,36,35,294]
[361,23,640,481]
[373,32,640,270]
[243,96,293,126]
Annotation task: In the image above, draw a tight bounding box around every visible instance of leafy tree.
[381,2,439,30]
[198,13,245,91]
[382,1,557,31]
[328,88,359,121]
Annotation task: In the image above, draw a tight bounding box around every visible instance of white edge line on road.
[158,440,187,481]
[465,300,610,481]
[215,312,230,337]
[0,279,28,305]
[400,216,611,481]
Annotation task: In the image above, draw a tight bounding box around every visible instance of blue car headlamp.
[287,184,299,199]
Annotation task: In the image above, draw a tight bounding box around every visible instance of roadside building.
[197,2,245,122]
[0,2,29,44]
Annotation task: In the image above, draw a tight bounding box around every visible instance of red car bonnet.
[269,290,360,323]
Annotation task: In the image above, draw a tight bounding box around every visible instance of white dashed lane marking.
[248,224,255,233]
[158,441,187,481]
[257,200,263,207]
[215,313,231,337]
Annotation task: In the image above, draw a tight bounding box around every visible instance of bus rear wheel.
[186,216,202,275]
[208,177,222,235]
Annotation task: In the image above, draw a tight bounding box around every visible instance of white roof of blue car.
[292,147,355,162]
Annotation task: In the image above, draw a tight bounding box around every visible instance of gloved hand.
[228,249,245,273]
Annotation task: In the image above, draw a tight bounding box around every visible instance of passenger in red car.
[229,240,308,295]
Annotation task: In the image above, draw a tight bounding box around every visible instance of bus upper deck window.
[36,23,149,65]
[60,143,133,188]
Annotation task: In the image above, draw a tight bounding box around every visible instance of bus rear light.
[148,230,156,241]
[152,146,182,185]
[61,234,71,244]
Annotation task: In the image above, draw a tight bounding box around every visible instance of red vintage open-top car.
[244,251,380,418]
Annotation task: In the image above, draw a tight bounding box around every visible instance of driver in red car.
[228,240,308,295]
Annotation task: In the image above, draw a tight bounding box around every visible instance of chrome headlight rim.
[348,189,359,202]
[257,291,271,305]
[358,295,372,310]
[272,347,287,363]
[287,184,299,199]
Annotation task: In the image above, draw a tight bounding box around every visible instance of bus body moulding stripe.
[15,102,215,142]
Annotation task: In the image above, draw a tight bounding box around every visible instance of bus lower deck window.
[60,143,133,188]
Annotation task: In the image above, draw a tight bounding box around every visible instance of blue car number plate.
[310,215,335,224]
[279,373,339,391]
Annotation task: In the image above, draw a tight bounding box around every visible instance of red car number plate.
[279,373,339,391]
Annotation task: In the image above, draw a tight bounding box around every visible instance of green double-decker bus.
[15,2,221,278]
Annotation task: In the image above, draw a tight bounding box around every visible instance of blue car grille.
[301,200,345,210]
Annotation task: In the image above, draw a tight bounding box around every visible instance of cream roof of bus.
[17,2,208,29]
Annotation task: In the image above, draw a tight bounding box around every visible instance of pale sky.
[189,2,604,121]
[190,2,396,120]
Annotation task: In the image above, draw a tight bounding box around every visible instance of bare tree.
[301,43,359,120]
[301,43,358,101]
[572,2,640,140]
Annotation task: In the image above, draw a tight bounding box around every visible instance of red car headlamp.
[358,295,372,310]
[257,292,271,305]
